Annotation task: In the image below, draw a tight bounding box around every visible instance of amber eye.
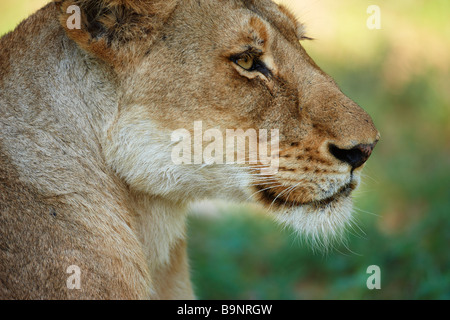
[235,56,255,70]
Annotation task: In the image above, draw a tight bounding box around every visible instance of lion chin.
[262,180,360,250]
[274,195,355,250]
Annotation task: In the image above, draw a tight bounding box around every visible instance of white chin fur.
[273,195,354,250]
[104,118,251,202]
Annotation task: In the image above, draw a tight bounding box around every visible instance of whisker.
[268,184,293,211]
[360,171,379,184]
[245,184,284,202]
[281,180,305,206]
[353,205,380,218]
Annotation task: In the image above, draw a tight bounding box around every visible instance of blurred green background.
[2,0,449,300]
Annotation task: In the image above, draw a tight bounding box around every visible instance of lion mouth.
[256,181,357,209]
[308,182,356,209]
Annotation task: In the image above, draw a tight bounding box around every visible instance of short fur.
[0,0,379,299]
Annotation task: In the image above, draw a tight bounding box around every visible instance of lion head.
[61,0,380,248]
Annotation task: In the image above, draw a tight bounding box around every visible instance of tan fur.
[0,0,379,299]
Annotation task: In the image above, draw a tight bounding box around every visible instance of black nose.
[329,143,376,169]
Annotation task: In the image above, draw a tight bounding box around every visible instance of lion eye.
[236,56,255,70]
[230,50,272,78]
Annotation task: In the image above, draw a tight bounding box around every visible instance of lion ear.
[60,0,176,64]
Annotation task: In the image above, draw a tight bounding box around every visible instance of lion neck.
[130,192,194,299]
[62,31,194,298]
[2,3,194,298]
[62,22,194,299]
[58,27,192,295]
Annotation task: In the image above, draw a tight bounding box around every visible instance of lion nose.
[329,142,377,169]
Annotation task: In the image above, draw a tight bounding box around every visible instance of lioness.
[0,0,379,299]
